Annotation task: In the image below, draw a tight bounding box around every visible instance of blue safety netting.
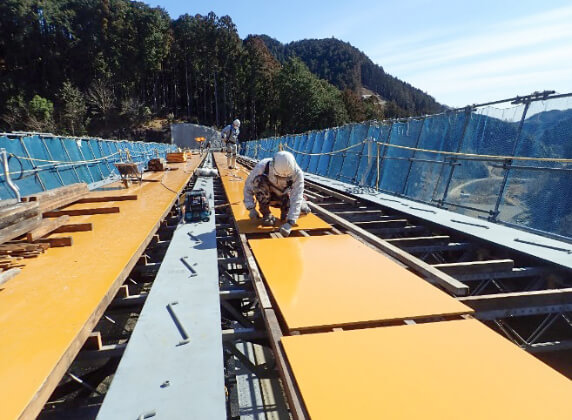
[0,135,176,199]
[242,94,572,240]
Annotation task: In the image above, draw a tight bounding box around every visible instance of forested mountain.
[256,36,444,117]
[0,1,442,141]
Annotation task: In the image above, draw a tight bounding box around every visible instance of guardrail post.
[489,100,531,222]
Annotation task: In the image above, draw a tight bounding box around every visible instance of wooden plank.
[0,268,21,287]
[0,202,40,230]
[0,214,42,245]
[24,183,90,212]
[26,216,70,242]
[81,332,103,351]
[75,195,138,203]
[52,223,93,233]
[33,236,73,247]
[43,207,120,217]
[433,259,514,276]
[308,202,469,296]
[0,154,205,420]
[0,199,18,209]
[238,233,308,420]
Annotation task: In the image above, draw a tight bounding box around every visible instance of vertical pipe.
[19,136,47,191]
[401,117,426,195]
[439,106,473,207]
[40,136,65,187]
[376,121,395,190]
[1,148,21,201]
[60,137,83,183]
[490,100,531,221]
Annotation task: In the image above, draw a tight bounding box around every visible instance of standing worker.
[243,151,311,237]
[221,119,240,169]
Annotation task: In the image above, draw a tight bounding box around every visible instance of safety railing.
[0,134,176,199]
[242,91,572,241]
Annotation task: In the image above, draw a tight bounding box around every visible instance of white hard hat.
[273,151,297,177]
[233,119,240,127]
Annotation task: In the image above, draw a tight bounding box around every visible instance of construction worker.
[221,119,240,169]
[243,151,311,237]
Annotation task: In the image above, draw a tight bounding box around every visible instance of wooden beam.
[433,259,514,276]
[33,236,73,247]
[43,207,120,217]
[109,293,148,309]
[0,214,42,245]
[52,223,93,234]
[308,202,469,296]
[81,332,103,351]
[75,195,138,203]
[0,268,21,287]
[0,202,40,230]
[23,183,90,212]
[26,216,70,242]
[77,343,127,361]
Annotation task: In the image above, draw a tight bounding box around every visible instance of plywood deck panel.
[213,153,330,234]
[281,319,572,419]
[0,158,202,420]
[249,234,472,332]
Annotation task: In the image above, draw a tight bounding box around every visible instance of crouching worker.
[243,151,311,237]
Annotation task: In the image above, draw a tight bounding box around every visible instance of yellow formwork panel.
[213,153,330,234]
[249,234,472,332]
[0,157,202,420]
[282,319,572,419]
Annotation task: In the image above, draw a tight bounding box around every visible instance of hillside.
[255,35,444,116]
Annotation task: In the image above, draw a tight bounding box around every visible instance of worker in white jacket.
[221,119,240,169]
[243,151,311,237]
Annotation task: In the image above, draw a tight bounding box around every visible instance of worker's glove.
[248,208,260,220]
[279,220,295,237]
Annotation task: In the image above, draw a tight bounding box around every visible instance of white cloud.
[367,4,572,105]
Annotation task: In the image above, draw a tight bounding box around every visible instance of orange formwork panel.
[248,234,472,332]
[281,319,572,419]
[213,153,330,234]
[0,157,202,420]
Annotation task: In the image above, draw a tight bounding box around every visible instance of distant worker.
[221,119,240,169]
[243,151,311,237]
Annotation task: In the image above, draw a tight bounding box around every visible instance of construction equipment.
[184,188,211,223]
[115,150,144,187]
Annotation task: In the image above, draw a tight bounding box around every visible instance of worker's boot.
[227,156,232,169]
[230,156,236,169]
[300,201,312,215]
[261,213,276,227]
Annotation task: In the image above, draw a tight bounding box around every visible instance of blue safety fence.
[0,134,176,199]
[242,92,572,241]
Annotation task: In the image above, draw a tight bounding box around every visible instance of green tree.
[58,81,87,135]
[276,58,348,133]
[27,95,54,131]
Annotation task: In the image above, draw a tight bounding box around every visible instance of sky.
[145,0,572,108]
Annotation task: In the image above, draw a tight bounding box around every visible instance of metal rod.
[401,118,426,195]
[439,107,472,207]
[491,100,531,221]
[1,149,21,201]
[166,302,191,345]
